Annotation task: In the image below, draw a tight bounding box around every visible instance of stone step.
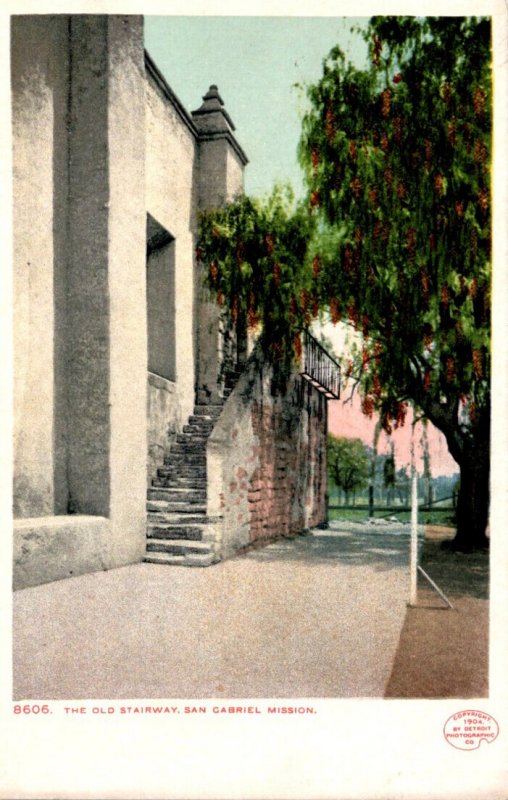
[148,488,206,503]
[193,405,223,416]
[146,539,213,556]
[176,433,208,444]
[164,454,207,467]
[152,477,206,490]
[144,551,216,567]
[147,512,219,526]
[170,442,206,454]
[146,500,207,514]
[183,423,213,435]
[147,525,204,540]
[157,464,206,477]
[188,415,217,427]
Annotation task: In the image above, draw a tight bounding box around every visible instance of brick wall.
[207,351,327,558]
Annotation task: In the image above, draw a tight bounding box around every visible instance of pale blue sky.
[144,16,368,199]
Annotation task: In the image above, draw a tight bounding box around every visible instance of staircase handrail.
[301,329,341,400]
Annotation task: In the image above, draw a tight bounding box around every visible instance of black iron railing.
[301,329,341,399]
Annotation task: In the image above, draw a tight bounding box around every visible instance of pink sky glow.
[319,321,459,477]
[328,392,459,478]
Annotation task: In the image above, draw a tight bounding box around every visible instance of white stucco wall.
[12,15,69,517]
[145,73,197,446]
[13,15,148,588]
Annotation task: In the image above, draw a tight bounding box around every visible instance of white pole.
[409,429,418,606]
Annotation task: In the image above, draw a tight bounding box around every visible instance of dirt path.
[385,526,489,698]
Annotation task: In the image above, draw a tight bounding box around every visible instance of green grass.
[328,507,456,526]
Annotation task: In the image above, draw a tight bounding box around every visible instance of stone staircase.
[144,403,224,566]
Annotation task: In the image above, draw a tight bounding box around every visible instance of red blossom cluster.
[351,176,362,198]
[231,296,239,324]
[362,345,370,371]
[209,260,219,286]
[473,87,486,117]
[472,349,483,379]
[447,120,457,146]
[330,297,341,325]
[442,81,452,105]
[361,395,375,418]
[424,139,433,167]
[347,302,359,328]
[273,262,281,289]
[406,227,417,258]
[294,334,302,361]
[394,401,407,429]
[446,356,456,383]
[325,108,336,142]
[423,369,431,393]
[423,328,433,350]
[311,149,320,175]
[381,88,392,118]
[421,270,430,300]
[396,181,406,200]
[383,168,393,188]
[478,188,489,211]
[310,190,320,209]
[247,293,259,329]
[474,139,488,163]
[372,36,382,66]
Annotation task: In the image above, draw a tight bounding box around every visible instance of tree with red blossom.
[299,17,491,550]
[197,186,314,385]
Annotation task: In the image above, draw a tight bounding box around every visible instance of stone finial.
[191,84,236,134]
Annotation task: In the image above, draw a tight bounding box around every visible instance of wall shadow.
[239,528,412,572]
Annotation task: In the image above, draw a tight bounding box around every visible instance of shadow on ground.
[419,537,489,600]
[239,526,414,572]
[385,527,489,698]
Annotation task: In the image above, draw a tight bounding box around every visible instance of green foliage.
[299,17,491,444]
[196,17,491,545]
[327,434,370,499]
[197,186,315,378]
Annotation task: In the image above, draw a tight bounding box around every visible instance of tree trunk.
[422,397,490,552]
[452,440,490,551]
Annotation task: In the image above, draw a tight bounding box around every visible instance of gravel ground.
[13,525,412,700]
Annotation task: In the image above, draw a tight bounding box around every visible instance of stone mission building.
[12,15,339,590]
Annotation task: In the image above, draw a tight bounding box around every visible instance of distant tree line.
[327,433,459,508]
